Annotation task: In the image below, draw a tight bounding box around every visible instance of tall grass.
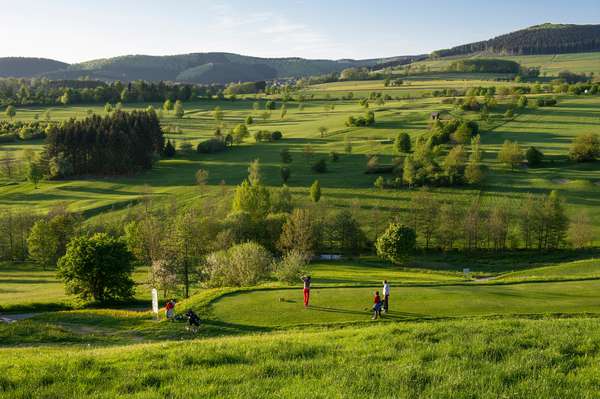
[1,318,600,398]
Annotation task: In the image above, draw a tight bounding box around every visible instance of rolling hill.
[432,23,600,58]
[0,57,69,78]
[42,53,420,84]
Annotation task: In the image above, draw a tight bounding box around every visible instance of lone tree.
[497,140,524,171]
[280,166,291,183]
[309,180,321,203]
[395,132,411,153]
[57,233,135,302]
[569,133,599,162]
[174,100,185,119]
[375,223,416,265]
[318,126,328,138]
[5,105,16,120]
[526,146,544,167]
[163,99,174,112]
[195,169,209,192]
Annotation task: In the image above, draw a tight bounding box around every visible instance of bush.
[345,111,376,127]
[271,131,283,140]
[526,146,544,167]
[375,224,416,265]
[569,133,600,162]
[197,138,227,154]
[329,151,339,162]
[274,250,308,284]
[537,97,557,107]
[163,140,176,158]
[311,159,327,173]
[204,242,272,287]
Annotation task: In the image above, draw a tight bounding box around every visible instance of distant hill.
[41,53,420,84]
[432,23,600,58]
[0,57,69,78]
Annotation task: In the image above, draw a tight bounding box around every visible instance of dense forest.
[432,24,600,57]
[42,110,164,177]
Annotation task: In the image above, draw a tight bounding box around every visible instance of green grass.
[210,280,600,327]
[499,258,600,281]
[406,51,600,76]
[2,318,600,398]
[0,262,153,312]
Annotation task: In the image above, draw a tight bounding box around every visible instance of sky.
[1,0,599,63]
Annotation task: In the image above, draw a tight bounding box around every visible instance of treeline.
[42,110,164,177]
[431,24,600,57]
[406,190,581,251]
[0,78,221,107]
[447,59,521,74]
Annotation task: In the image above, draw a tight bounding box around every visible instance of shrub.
[280,166,291,183]
[537,97,557,107]
[197,138,227,154]
[204,242,272,287]
[271,131,283,140]
[280,148,292,164]
[274,250,308,284]
[569,133,599,162]
[311,159,327,173]
[163,140,176,158]
[375,224,416,265]
[525,146,544,167]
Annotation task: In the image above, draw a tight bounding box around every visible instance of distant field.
[407,51,600,76]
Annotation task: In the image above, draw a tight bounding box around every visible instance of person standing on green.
[382,280,390,313]
[301,275,311,307]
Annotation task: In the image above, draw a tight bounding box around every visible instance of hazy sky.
[2,0,599,63]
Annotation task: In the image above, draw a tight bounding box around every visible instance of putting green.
[211,280,600,327]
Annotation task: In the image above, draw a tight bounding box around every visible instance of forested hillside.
[43,53,418,84]
[432,24,600,57]
[0,58,69,78]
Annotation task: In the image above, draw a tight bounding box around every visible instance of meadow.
[406,51,600,76]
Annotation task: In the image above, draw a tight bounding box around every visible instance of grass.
[210,279,600,327]
[405,51,600,76]
[0,262,153,312]
[499,258,600,281]
[2,318,600,398]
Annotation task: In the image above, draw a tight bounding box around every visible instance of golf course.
[1,13,600,398]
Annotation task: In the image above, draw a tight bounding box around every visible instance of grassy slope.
[499,258,600,281]
[2,318,600,398]
[408,51,600,76]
